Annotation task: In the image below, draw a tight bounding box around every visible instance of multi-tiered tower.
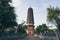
[26,7,34,35]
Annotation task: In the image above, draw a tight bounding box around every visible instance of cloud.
[11,0,48,25]
[11,0,60,28]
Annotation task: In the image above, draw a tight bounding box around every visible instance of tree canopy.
[15,24,26,34]
[47,6,60,31]
[35,24,48,34]
[0,0,17,31]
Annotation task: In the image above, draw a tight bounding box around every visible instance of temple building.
[26,7,35,35]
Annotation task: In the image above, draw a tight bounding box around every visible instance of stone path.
[18,35,43,40]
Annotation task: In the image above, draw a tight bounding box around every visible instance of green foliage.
[0,0,11,3]
[35,24,48,34]
[0,0,17,30]
[17,24,26,34]
[7,28,16,33]
[22,25,27,29]
[47,6,60,31]
[35,25,41,34]
[48,29,54,33]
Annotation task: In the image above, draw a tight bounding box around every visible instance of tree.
[22,25,27,30]
[0,0,17,31]
[47,6,60,31]
[35,24,48,34]
[17,24,26,34]
[48,29,54,33]
[35,25,41,34]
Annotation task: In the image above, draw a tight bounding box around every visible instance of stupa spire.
[26,7,34,35]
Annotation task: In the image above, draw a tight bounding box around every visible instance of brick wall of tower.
[26,7,34,35]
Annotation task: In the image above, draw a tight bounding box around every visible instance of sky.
[11,0,60,28]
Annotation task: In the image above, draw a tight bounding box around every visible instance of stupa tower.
[26,7,34,35]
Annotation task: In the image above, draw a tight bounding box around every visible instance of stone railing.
[34,33,60,40]
[0,33,27,40]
